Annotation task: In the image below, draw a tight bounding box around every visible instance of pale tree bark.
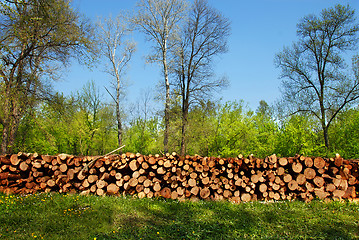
[134,0,188,153]
[97,14,136,153]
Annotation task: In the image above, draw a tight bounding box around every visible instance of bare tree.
[0,0,95,154]
[171,0,230,155]
[133,0,188,153]
[275,4,359,150]
[97,14,136,151]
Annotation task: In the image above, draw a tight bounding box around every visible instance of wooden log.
[292,162,303,173]
[160,187,171,199]
[313,157,326,169]
[283,174,292,183]
[325,183,336,192]
[143,179,152,188]
[191,186,199,195]
[66,169,75,180]
[157,167,166,175]
[96,179,108,189]
[129,178,138,187]
[107,183,119,195]
[96,188,105,196]
[129,160,139,171]
[343,186,356,199]
[208,160,216,168]
[153,182,161,192]
[276,167,285,176]
[32,161,42,169]
[304,157,313,168]
[10,154,20,165]
[278,158,288,166]
[202,177,210,185]
[305,182,315,192]
[163,160,172,168]
[200,187,211,199]
[82,179,90,188]
[141,162,149,170]
[148,157,156,165]
[304,168,316,180]
[88,175,98,184]
[47,179,56,188]
[334,156,343,167]
[313,176,325,188]
[333,189,345,198]
[223,189,232,198]
[188,178,197,187]
[59,164,68,173]
[267,172,275,182]
[77,170,87,181]
[136,184,144,193]
[176,187,185,196]
[250,174,260,184]
[288,180,298,191]
[241,193,251,202]
[19,162,29,171]
[259,183,267,193]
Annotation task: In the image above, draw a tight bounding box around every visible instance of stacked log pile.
[0,152,358,202]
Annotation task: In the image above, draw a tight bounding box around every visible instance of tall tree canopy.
[275,4,359,150]
[97,14,136,152]
[0,0,95,154]
[133,0,188,153]
[171,0,230,155]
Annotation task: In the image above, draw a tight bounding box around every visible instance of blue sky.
[55,0,359,111]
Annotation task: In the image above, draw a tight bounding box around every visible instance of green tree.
[329,107,359,158]
[13,93,81,154]
[77,80,104,155]
[0,0,95,154]
[275,114,323,157]
[253,100,278,157]
[124,116,161,155]
[183,100,218,156]
[275,4,359,151]
[207,101,257,157]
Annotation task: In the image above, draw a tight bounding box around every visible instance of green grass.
[0,193,358,240]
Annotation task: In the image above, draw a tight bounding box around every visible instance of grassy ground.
[0,193,358,240]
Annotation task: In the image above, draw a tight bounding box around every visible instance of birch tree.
[134,0,187,153]
[97,14,136,151]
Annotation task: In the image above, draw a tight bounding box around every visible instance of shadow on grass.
[96,199,259,239]
[1,193,358,240]
[97,199,359,240]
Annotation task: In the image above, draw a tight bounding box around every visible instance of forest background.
[1,0,359,159]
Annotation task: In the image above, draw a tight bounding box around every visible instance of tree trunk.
[1,102,21,154]
[180,98,189,156]
[1,126,9,154]
[1,93,11,154]
[323,125,329,150]
[116,99,122,154]
[163,49,170,154]
[114,67,123,154]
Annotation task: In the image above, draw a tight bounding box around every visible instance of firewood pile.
[0,152,358,202]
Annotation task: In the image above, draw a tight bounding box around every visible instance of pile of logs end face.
[0,152,358,203]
